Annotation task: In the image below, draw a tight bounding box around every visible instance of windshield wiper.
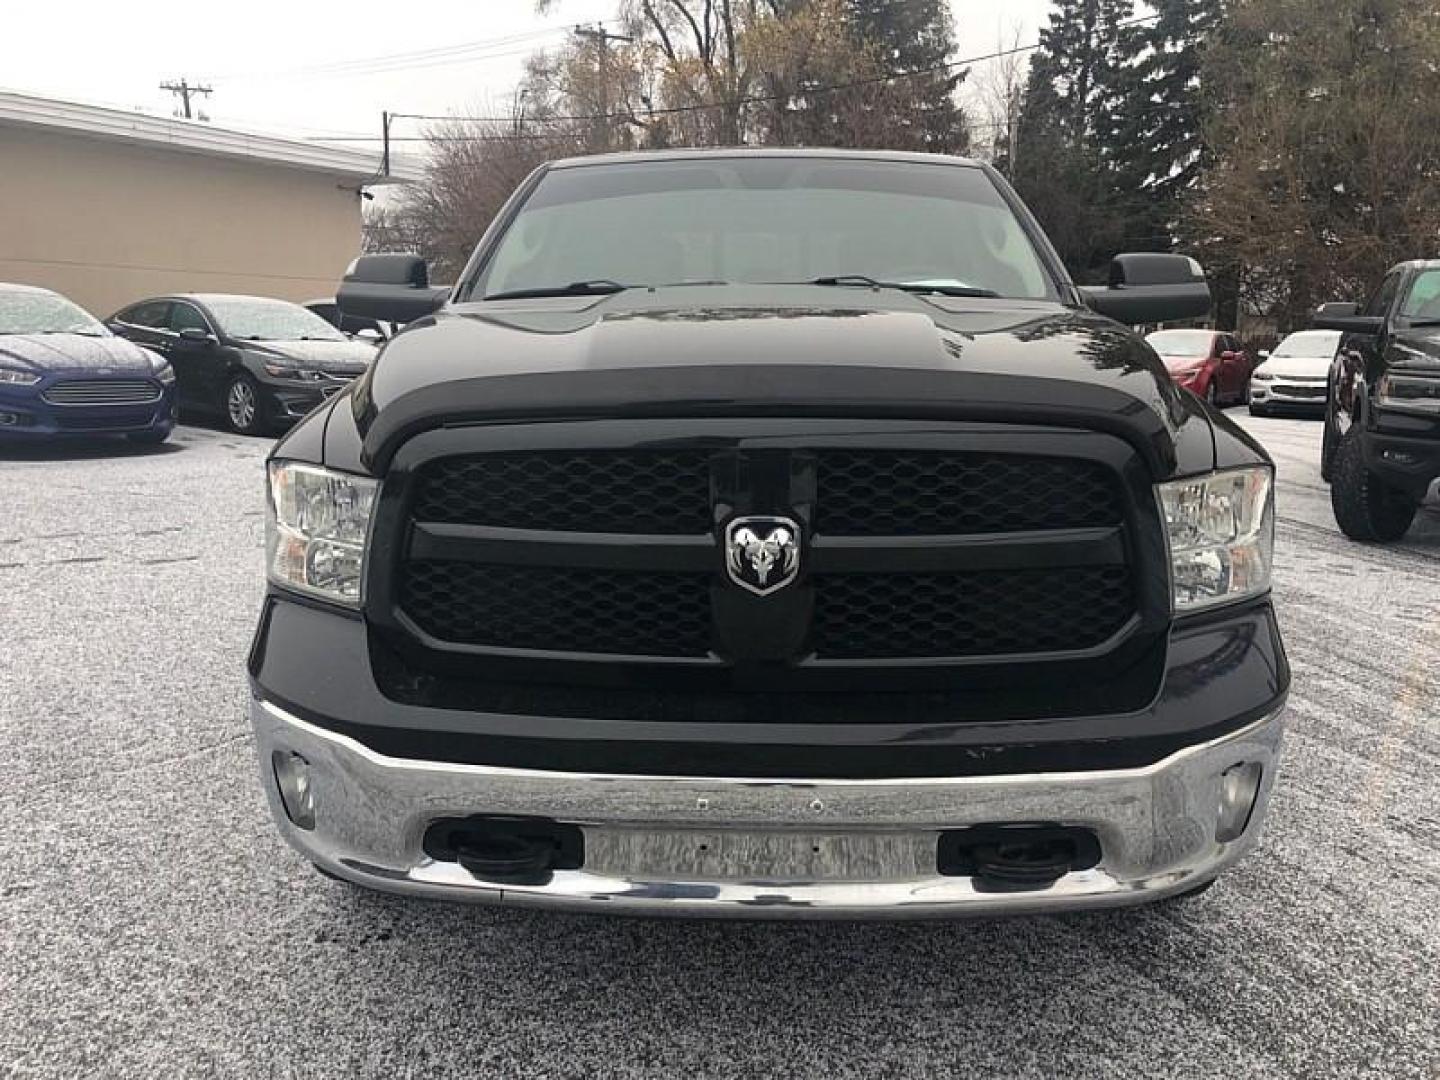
[802,275,1001,298]
[484,279,632,301]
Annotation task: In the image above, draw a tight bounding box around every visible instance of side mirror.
[177,327,213,345]
[1221,350,1239,362]
[337,253,448,325]
[1078,254,1213,325]
[1312,302,1383,335]
[1258,349,1271,360]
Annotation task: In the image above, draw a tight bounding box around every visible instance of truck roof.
[547,146,984,171]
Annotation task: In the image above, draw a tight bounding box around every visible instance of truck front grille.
[414,450,713,534]
[816,450,1121,535]
[812,567,1133,659]
[388,431,1148,667]
[402,562,712,657]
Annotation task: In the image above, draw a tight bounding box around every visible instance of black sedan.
[107,294,376,435]
[0,282,177,444]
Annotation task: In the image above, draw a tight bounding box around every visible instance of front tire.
[1320,405,1340,483]
[1204,381,1220,409]
[1330,430,1416,542]
[224,373,267,436]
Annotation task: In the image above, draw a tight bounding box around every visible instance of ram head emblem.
[724,516,801,596]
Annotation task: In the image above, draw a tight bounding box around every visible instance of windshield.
[471,158,1057,302]
[205,297,345,342]
[1400,269,1440,320]
[1271,331,1340,359]
[1146,330,1214,358]
[0,290,106,336]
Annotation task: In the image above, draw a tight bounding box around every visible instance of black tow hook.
[938,825,1101,892]
[423,815,584,886]
[455,833,558,883]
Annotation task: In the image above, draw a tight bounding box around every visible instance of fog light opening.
[1216,761,1263,843]
[0,411,18,427]
[272,750,316,831]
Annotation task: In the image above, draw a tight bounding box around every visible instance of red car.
[1145,329,1254,407]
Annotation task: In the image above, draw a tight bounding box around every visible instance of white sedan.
[1248,329,1341,416]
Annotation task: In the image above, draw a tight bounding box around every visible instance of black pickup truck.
[249,149,1287,918]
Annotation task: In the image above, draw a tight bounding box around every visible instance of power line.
[204,23,603,84]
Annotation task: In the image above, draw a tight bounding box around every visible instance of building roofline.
[0,90,422,183]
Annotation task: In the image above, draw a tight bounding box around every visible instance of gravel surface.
[1,414,1436,1079]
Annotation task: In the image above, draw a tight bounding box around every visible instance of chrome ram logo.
[724,516,801,596]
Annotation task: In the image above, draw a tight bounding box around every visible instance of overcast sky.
[4,0,1055,148]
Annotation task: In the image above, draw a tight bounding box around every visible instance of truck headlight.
[266,461,378,606]
[0,367,40,386]
[1158,466,1274,612]
[1377,372,1440,413]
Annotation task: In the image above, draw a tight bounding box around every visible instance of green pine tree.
[843,0,970,152]
[1013,0,1142,283]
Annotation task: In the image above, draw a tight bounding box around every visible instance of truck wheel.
[1204,382,1219,408]
[1330,430,1416,542]
[1320,409,1338,483]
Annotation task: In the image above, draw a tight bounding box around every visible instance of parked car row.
[0,284,377,444]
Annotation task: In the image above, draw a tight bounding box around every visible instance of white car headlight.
[266,461,378,606]
[1158,466,1274,612]
[0,367,40,386]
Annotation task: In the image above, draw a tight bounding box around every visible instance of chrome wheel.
[226,378,257,432]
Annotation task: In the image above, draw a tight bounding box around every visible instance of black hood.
[0,333,157,375]
[245,338,375,373]
[352,286,1221,477]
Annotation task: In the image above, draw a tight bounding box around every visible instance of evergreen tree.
[1013,0,1141,282]
[843,0,969,151]
[1119,0,1224,208]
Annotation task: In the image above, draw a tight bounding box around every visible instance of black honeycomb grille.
[815,451,1123,535]
[412,451,712,534]
[400,561,713,657]
[812,567,1134,659]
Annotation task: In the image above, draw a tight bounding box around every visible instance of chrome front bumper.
[251,697,1285,919]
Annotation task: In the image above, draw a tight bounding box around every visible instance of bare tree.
[970,24,1027,170]
[1188,0,1440,330]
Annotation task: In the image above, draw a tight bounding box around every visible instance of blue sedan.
[0,283,177,444]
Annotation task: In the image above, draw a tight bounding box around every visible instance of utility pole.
[1007,87,1021,177]
[381,111,392,178]
[573,23,633,152]
[160,78,211,120]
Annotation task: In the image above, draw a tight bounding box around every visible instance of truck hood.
[353,287,1220,477]
[0,332,156,375]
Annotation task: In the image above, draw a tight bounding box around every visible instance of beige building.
[0,92,416,318]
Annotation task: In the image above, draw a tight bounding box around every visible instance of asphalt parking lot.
[1,414,1437,1079]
